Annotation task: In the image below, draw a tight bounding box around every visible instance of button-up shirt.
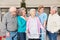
[47,13,60,33]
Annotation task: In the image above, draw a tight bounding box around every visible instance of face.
[10,10,17,16]
[22,10,26,16]
[31,10,36,17]
[50,9,55,15]
[39,8,44,13]
[9,7,17,16]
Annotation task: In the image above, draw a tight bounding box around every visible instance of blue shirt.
[36,12,47,25]
[17,16,26,32]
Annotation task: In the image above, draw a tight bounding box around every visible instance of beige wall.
[26,0,59,7]
[0,0,20,8]
[0,0,60,8]
[58,0,60,7]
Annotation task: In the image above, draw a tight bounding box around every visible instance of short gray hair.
[20,7,26,12]
[51,6,58,12]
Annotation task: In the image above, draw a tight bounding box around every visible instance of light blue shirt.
[36,12,47,25]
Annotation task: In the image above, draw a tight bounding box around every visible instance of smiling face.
[38,5,44,13]
[39,8,44,13]
[20,8,26,17]
[50,6,58,15]
[50,9,56,15]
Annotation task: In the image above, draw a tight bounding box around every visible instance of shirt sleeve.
[2,14,7,32]
[37,17,45,30]
[26,17,30,31]
[56,16,60,30]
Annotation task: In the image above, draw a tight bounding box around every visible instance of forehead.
[50,9,55,11]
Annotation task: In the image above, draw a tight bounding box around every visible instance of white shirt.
[47,13,60,33]
[21,16,26,20]
[28,17,39,39]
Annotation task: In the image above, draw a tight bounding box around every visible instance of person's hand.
[26,30,30,34]
[43,28,46,33]
[26,30,30,37]
[6,32,10,37]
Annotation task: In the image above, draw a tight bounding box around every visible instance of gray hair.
[20,7,26,16]
[51,6,58,12]
[20,7,26,13]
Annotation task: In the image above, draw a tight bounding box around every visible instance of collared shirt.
[36,12,47,25]
[2,12,17,32]
[47,13,60,33]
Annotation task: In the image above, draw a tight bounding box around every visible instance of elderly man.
[47,6,60,40]
[2,7,17,40]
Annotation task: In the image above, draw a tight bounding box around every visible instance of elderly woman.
[26,9,45,40]
[47,6,60,40]
[17,7,27,40]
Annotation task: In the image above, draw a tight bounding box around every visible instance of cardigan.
[26,16,44,39]
[17,16,26,32]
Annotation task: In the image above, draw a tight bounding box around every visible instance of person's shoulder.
[55,13,59,16]
[55,13,60,18]
[49,14,51,16]
[36,16,39,20]
[17,15,20,17]
[43,13,47,16]
[4,12,8,15]
[17,16,21,19]
[3,12,9,18]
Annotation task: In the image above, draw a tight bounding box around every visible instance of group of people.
[0,5,60,40]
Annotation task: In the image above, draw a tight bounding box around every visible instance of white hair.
[30,9,36,14]
[9,7,16,12]
[51,6,58,12]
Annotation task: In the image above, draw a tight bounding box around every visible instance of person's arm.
[26,17,30,34]
[2,14,10,37]
[43,14,48,28]
[37,17,45,30]
[56,16,60,31]
[44,21,47,28]
[2,15,7,31]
